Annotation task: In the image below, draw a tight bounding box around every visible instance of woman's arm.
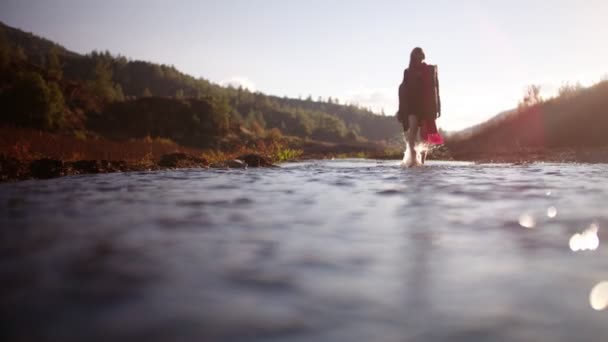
[397,69,409,123]
[435,66,441,118]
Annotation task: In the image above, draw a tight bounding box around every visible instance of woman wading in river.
[397,47,443,165]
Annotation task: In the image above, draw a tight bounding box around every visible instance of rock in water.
[0,155,29,181]
[226,159,248,168]
[99,160,129,172]
[236,154,276,167]
[30,158,64,179]
[69,160,101,174]
[209,159,247,169]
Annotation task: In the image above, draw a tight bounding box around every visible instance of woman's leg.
[401,121,409,147]
[407,115,418,160]
[420,124,427,164]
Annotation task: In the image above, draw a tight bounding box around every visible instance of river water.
[1,159,607,341]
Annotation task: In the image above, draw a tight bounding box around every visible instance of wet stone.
[30,158,64,179]
[0,155,29,181]
[69,160,102,174]
[211,159,248,169]
[237,153,277,167]
[226,159,248,169]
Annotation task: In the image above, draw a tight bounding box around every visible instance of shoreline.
[0,152,276,182]
[3,147,608,183]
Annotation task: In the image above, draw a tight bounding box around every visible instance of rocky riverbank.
[5,146,608,182]
[0,153,277,182]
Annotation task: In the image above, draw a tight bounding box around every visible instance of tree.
[142,87,153,97]
[0,30,9,72]
[13,46,27,63]
[518,84,543,109]
[47,46,63,80]
[557,82,583,98]
[89,59,121,102]
[92,59,112,96]
[46,81,67,129]
[0,72,66,130]
[114,84,125,101]
[209,95,231,133]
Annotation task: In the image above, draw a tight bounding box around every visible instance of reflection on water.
[570,223,600,252]
[547,206,558,218]
[590,281,608,311]
[518,213,536,229]
[1,160,608,341]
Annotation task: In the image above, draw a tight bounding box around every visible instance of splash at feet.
[401,143,428,167]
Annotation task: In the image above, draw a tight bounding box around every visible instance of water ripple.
[1,160,608,341]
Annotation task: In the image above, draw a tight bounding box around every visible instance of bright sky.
[1,0,607,131]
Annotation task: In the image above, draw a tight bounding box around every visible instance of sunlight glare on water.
[569,223,600,252]
[590,281,608,311]
[547,206,558,218]
[519,213,536,229]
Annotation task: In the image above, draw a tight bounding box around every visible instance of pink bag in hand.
[421,120,444,145]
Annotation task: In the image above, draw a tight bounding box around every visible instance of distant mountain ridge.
[0,21,401,145]
[0,21,78,58]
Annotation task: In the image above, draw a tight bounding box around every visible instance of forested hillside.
[446,81,608,158]
[0,21,400,149]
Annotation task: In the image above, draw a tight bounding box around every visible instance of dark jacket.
[397,63,441,125]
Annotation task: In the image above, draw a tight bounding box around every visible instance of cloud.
[220,77,256,91]
[340,87,397,115]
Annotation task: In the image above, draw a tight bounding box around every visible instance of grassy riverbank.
[0,125,406,181]
[6,123,608,182]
